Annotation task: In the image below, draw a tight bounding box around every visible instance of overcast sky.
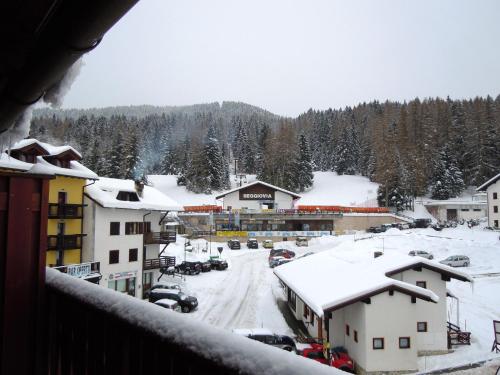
[62,0,500,117]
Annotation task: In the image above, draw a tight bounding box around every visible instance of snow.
[273,251,439,317]
[46,267,340,375]
[299,172,379,206]
[0,152,33,171]
[85,177,182,211]
[29,157,98,179]
[11,138,82,158]
[149,172,379,207]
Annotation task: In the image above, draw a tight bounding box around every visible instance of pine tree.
[123,129,141,180]
[430,145,464,199]
[296,134,314,192]
[203,125,227,191]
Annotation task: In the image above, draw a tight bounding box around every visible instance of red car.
[269,249,295,259]
[300,343,354,373]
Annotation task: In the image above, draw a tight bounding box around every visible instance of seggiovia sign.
[242,193,272,199]
[239,183,276,200]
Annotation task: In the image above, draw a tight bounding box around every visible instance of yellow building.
[9,139,98,266]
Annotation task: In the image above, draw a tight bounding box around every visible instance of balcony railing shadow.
[45,268,340,375]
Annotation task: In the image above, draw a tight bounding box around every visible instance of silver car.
[439,255,470,267]
[408,250,434,260]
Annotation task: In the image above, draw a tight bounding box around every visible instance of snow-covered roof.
[215,180,301,199]
[0,152,34,171]
[85,177,182,211]
[29,157,98,180]
[476,173,500,192]
[11,138,82,158]
[274,252,439,317]
[9,138,49,153]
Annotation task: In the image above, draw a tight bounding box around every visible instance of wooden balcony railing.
[47,234,84,250]
[144,231,176,245]
[143,256,176,271]
[44,268,339,375]
[48,203,84,219]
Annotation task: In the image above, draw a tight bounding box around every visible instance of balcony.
[144,231,176,245]
[48,203,84,219]
[47,234,85,250]
[44,268,339,375]
[143,256,176,270]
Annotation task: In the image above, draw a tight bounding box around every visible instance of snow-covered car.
[247,238,259,249]
[200,260,212,272]
[150,282,182,292]
[295,237,309,246]
[408,250,433,260]
[269,249,295,259]
[439,255,470,267]
[209,257,228,270]
[232,328,297,352]
[227,239,241,250]
[263,240,274,249]
[175,261,201,275]
[397,223,411,230]
[414,218,432,228]
[269,256,285,268]
[154,298,182,312]
[149,289,198,313]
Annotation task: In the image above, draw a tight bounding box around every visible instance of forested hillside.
[30,96,500,209]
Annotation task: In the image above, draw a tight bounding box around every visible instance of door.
[447,209,457,221]
[56,222,65,266]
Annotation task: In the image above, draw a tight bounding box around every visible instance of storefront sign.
[247,231,331,237]
[239,184,276,201]
[242,193,273,199]
[216,231,248,237]
[67,263,91,278]
[109,271,137,281]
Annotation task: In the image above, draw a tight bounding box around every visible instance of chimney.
[135,180,144,197]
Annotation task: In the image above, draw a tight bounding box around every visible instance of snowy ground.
[157,226,500,374]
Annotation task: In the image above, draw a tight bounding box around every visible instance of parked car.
[414,218,432,228]
[408,250,434,260]
[154,298,182,312]
[367,226,384,233]
[209,257,228,270]
[269,249,296,259]
[439,255,470,267]
[149,289,198,313]
[227,239,241,250]
[175,261,201,275]
[381,223,393,231]
[269,256,285,268]
[397,223,411,230]
[263,239,274,249]
[150,282,182,292]
[247,238,259,249]
[300,343,354,372]
[295,236,309,247]
[432,223,444,231]
[200,260,212,272]
[232,328,297,352]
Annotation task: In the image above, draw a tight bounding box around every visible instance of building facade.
[477,173,500,229]
[83,177,182,299]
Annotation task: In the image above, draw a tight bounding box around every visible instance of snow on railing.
[45,268,341,375]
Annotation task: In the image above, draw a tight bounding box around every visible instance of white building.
[83,177,182,298]
[477,173,500,229]
[422,199,487,223]
[274,252,472,374]
[215,180,301,210]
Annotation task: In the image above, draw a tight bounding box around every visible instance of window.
[345,324,350,336]
[495,220,499,228]
[110,222,120,235]
[473,208,481,212]
[303,304,309,318]
[310,313,314,326]
[417,322,428,332]
[354,330,358,343]
[460,209,470,212]
[288,289,296,311]
[143,272,153,296]
[373,338,384,350]
[116,191,139,201]
[109,250,119,264]
[399,337,411,349]
[125,222,147,235]
[416,281,427,289]
[494,192,498,200]
[129,248,138,262]
[494,206,498,213]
